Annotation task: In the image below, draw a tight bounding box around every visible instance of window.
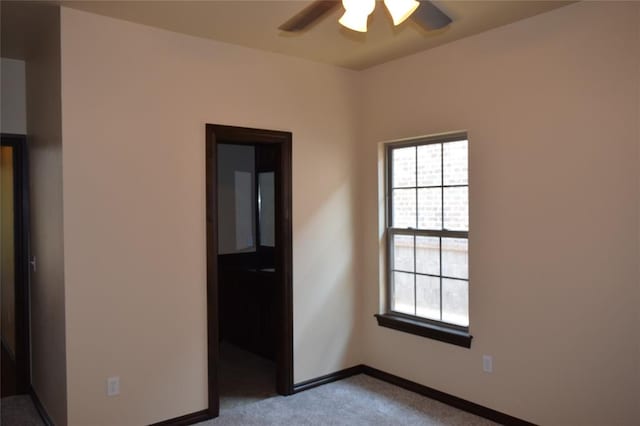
[375,133,472,348]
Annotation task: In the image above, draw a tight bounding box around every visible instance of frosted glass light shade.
[339,0,375,32]
[338,11,369,32]
[384,0,420,25]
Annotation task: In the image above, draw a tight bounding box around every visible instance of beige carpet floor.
[218,341,277,412]
[204,374,498,426]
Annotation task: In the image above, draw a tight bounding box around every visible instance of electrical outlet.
[482,355,493,373]
[107,377,120,396]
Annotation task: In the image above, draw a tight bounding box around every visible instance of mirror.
[258,172,275,247]
[217,144,256,254]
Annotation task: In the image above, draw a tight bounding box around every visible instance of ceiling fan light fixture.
[384,0,420,26]
[339,0,375,32]
[338,10,369,32]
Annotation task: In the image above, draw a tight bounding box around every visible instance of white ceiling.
[58,1,571,69]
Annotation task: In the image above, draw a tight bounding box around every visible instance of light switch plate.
[107,376,120,396]
[482,355,493,373]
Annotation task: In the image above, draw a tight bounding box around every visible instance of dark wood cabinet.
[219,260,277,360]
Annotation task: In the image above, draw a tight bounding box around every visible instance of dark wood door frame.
[205,124,293,418]
[1,133,31,395]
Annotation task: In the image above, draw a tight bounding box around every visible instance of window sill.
[374,313,472,348]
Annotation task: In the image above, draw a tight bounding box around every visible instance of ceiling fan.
[279,0,452,33]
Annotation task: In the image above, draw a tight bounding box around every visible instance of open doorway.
[1,134,30,398]
[205,124,293,417]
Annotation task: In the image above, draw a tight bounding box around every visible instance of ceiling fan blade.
[278,0,340,32]
[411,1,452,30]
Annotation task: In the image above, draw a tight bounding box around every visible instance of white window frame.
[384,132,470,335]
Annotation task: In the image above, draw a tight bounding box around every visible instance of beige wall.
[25,4,67,425]
[1,146,15,354]
[360,2,640,425]
[637,5,640,408]
[60,7,362,425]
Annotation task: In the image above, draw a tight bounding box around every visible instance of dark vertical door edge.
[205,124,294,419]
[204,129,220,418]
[1,133,31,395]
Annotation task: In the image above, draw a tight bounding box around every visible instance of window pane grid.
[412,234,417,316]
[388,137,469,328]
[392,184,468,190]
[390,228,467,239]
[413,150,418,316]
[391,269,468,282]
[389,145,468,233]
[438,144,444,321]
[439,143,443,321]
[389,233,469,325]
